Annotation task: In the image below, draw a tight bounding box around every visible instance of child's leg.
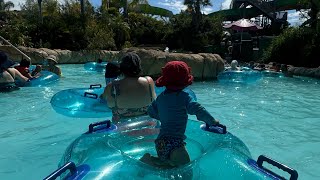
[140,153,155,166]
[140,153,173,168]
[168,146,191,166]
[169,146,193,180]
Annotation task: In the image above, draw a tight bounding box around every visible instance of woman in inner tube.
[100,52,157,123]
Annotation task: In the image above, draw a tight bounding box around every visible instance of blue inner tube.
[84,62,107,72]
[218,70,262,83]
[261,70,283,77]
[51,117,291,180]
[50,85,197,118]
[16,70,59,87]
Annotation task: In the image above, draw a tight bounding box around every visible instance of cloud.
[157,0,187,13]
[221,0,232,10]
[157,0,215,14]
[9,0,70,10]
[202,6,214,15]
[287,11,308,26]
[8,0,25,10]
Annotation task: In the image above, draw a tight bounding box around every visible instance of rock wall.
[0,46,225,80]
[289,67,320,79]
[117,48,225,80]
[0,45,118,64]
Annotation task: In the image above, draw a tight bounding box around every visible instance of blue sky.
[11,0,305,26]
[89,0,306,26]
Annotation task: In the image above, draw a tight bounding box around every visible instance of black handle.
[88,120,111,133]
[257,155,298,180]
[43,162,76,180]
[89,84,102,89]
[206,123,227,134]
[84,92,98,99]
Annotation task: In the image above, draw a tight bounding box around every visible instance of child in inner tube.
[140,61,220,168]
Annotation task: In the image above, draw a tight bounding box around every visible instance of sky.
[10,0,306,26]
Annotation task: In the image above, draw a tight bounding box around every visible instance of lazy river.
[0,64,319,179]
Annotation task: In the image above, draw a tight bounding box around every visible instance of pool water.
[0,64,319,180]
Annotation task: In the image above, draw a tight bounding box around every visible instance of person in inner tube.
[15,58,42,79]
[42,55,62,76]
[140,61,220,169]
[100,52,157,123]
[104,62,121,86]
[0,51,29,92]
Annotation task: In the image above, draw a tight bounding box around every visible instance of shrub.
[262,27,320,67]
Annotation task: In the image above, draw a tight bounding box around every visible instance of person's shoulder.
[144,76,154,81]
[140,76,154,81]
[137,76,154,85]
[7,67,17,73]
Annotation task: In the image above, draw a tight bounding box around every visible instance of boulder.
[118,48,225,80]
[289,67,320,79]
[0,46,224,80]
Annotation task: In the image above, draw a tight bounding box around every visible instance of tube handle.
[257,155,298,180]
[206,123,227,134]
[84,92,98,99]
[89,84,102,89]
[88,120,111,133]
[43,162,76,180]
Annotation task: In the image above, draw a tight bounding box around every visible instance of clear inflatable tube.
[16,70,59,87]
[84,62,107,72]
[261,70,283,78]
[44,116,298,180]
[218,70,262,83]
[50,84,110,118]
[50,85,197,118]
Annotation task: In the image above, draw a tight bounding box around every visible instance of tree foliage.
[262,27,320,67]
[0,0,14,11]
[0,0,224,54]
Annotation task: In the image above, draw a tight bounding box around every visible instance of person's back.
[101,52,156,122]
[15,59,41,79]
[154,90,191,139]
[0,52,28,92]
[110,77,154,108]
[141,61,219,170]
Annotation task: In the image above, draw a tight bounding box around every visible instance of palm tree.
[80,0,84,16]
[0,0,14,11]
[184,0,212,29]
[37,0,43,23]
[102,0,148,18]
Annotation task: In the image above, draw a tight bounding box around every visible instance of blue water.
[0,64,319,180]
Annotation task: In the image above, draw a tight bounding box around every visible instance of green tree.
[0,0,14,11]
[102,0,148,18]
[184,0,211,30]
[300,0,320,29]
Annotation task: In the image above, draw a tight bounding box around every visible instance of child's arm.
[147,101,160,120]
[186,95,219,126]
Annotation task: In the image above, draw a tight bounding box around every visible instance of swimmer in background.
[42,55,62,76]
[97,58,103,64]
[15,58,42,79]
[105,62,121,86]
[140,61,219,170]
[281,64,293,77]
[254,63,266,71]
[229,60,241,71]
[0,51,29,92]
